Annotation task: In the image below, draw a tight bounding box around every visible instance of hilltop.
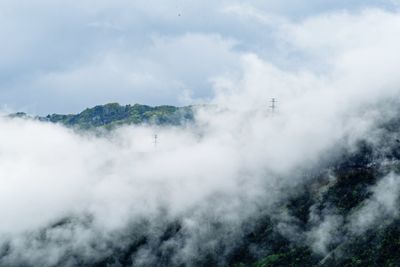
[10,103,195,129]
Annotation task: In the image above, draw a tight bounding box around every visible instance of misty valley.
[2,102,400,266]
[2,1,400,266]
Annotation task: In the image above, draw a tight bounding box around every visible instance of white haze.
[1,7,400,266]
[350,172,400,234]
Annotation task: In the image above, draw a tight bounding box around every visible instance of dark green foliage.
[322,220,400,267]
[254,247,313,267]
[321,167,376,214]
[286,188,315,226]
[6,105,400,267]
[8,112,28,118]
[245,133,400,266]
[40,103,195,129]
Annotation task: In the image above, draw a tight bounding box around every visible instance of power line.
[154,134,158,148]
[269,98,277,113]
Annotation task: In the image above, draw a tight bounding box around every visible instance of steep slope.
[4,105,400,267]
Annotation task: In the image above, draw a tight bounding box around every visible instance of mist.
[1,7,400,267]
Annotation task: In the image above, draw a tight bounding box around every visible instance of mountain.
[11,103,195,129]
[231,118,400,266]
[5,104,400,266]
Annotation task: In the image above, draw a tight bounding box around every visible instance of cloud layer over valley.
[1,3,400,266]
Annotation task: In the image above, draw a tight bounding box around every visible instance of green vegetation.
[37,103,195,129]
[8,104,400,266]
[254,248,313,267]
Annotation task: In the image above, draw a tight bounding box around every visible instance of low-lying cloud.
[1,6,400,266]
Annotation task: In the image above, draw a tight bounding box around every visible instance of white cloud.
[0,0,397,114]
[1,2,400,265]
[25,33,240,113]
[349,172,400,234]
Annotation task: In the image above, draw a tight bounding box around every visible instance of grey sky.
[0,0,398,114]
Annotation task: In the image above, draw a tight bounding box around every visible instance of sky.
[2,1,400,265]
[0,0,399,115]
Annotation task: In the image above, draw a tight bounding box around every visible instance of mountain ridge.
[10,103,195,129]
[5,103,400,266]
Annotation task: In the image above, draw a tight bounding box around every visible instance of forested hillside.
[10,103,194,129]
[7,104,400,266]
